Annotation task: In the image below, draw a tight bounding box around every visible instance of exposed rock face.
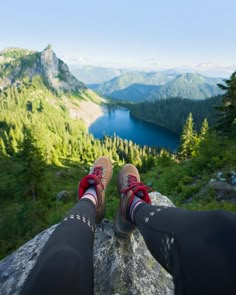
[0,46,86,93]
[209,181,236,203]
[208,170,236,203]
[0,192,175,295]
[40,47,86,93]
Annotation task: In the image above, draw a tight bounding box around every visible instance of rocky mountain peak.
[39,46,86,93]
[0,46,87,94]
[40,45,58,76]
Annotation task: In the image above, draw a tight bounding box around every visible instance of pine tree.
[199,118,209,141]
[216,71,236,136]
[0,137,7,156]
[9,127,18,154]
[179,113,197,159]
[17,127,46,200]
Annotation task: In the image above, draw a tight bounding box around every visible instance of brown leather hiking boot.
[114,164,151,237]
[78,156,113,223]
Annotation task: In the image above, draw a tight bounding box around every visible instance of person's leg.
[114,164,236,295]
[21,156,113,295]
[21,199,96,295]
[134,203,236,295]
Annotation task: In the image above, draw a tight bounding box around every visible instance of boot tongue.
[136,191,144,197]
[88,179,95,185]
[133,186,151,203]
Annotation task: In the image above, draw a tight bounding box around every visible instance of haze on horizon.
[0,0,235,76]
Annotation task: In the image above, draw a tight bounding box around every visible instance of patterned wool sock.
[129,191,145,222]
[81,179,97,206]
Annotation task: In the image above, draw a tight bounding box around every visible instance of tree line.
[119,95,222,134]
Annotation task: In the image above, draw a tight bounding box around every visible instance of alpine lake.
[89,108,180,151]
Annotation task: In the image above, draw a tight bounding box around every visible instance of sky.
[0,0,236,73]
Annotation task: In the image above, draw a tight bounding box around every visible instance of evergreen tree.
[179,113,197,159]
[0,137,7,156]
[17,127,47,200]
[200,118,209,141]
[216,71,236,136]
[37,100,44,112]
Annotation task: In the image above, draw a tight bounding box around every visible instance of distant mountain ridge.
[70,65,127,84]
[95,72,223,101]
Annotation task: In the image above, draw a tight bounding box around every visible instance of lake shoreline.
[103,104,180,136]
[70,101,108,128]
[129,111,180,136]
[89,107,180,151]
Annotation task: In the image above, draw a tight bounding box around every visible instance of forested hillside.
[121,96,222,134]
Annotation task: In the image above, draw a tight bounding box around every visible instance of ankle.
[129,195,144,223]
[81,185,97,207]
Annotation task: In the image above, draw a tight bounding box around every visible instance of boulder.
[0,192,174,295]
[209,181,236,203]
[56,190,73,201]
[231,171,236,185]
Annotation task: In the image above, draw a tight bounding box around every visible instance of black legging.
[20,200,236,295]
[20,199,96,295]
[135,204,236,295]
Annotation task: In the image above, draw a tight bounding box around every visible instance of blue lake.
[89,108,180,151]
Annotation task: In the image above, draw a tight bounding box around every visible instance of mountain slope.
[0,46,106,126]
[96,72,223,101]
[150,73,222,100]
[96,71,176,96]
[0,46,86,93]
[111,83,158,101]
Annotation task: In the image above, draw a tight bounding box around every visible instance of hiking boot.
[78,156,113,223]
[114,164,151,237]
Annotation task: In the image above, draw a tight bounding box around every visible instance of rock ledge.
[0,192,174,295]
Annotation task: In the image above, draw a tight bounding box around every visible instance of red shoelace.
[121,174,152,195]
[91,166,105,190]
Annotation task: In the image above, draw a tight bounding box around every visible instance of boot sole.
[113,209,135,238]
[114,166,136,237]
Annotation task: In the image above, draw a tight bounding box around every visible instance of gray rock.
[56,190,72,201]
[0,46,86,94]
[219,177,227,182]
[231,171,236,185]
[56,170,71,178]
[0,192,174,295]
[40,47,86,93]
[216,171,223,179]
[232,177,236,186]
[209,181,236,202]
[0,225,57,295]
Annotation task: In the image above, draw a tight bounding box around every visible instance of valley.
[0,46,235,261]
